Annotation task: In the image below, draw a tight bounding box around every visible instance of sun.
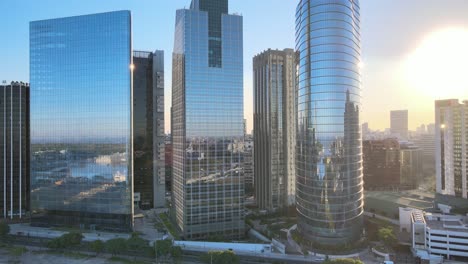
[404,28,468,99]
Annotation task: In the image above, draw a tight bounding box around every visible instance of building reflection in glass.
[295,0,364,245]
[29,11,133,231]
[172,0,245,240]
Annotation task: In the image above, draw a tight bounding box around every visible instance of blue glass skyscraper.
[295,0,364,245]
[29,11,133,231]
[172,0,245,240]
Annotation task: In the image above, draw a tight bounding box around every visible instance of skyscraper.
[435,99,468,199]
[30,11,133,231]
[172,0,245,240]
[133,50,165,209]
[253,49,296,211]
[1,81,30,219]
[295,0,364,246]
[391,110,409,140]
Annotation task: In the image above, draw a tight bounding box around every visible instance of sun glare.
[404,28,468,99]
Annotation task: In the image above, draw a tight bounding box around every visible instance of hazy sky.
[2,0,468,133]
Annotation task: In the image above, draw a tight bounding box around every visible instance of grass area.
[108,256,151,264]
[159,213,180,240]
[8,246,28,257]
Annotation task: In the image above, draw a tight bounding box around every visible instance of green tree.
[47,232,83,249]
[105,238,127,256]
[377,227,397,248]
[170,246,183,263]
[127,233,149,252]
[89,240,104,255]
[155,239,172,259]
[0,221,10,239]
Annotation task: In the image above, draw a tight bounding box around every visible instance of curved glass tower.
[295,0,364,245]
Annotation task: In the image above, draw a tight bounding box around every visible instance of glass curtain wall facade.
[1,82,30,219]
[30,11,133,231]
[295,0,364,245]
[172,0,245,240]
[133,50,165,209]
[253,49,296,212]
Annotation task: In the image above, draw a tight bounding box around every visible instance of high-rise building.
[435,99,468,199]
[1,81,30,219]
[363,139,400,190]
[172,0,245,240]
[363,139,421,190]
[362,122,369,139]
[399,142,422,189]
[30,11,134,231]
[391,110,409,140]
[165,139,173,192]
[295,0,364,246]
[133,50,165,209]
[253,49,296,211]
[243,136,254,196]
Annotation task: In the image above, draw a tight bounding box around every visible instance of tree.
[47,232,83,249]
[127,233,148,252]
[154,239,172,259]
[0,221,10,239]
[105,238,127,256]
[377,227,397,248]
[170,246,183,263]
[89,240,104,255]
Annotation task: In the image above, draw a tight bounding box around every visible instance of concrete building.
[435,99,468,199]
[133,50,165,209]
[400,208,468,262]
[171,0,245,240]
[400,142,423,189]
[363,139,401,190]
[0,81,30,219]
[391,110,409,140]
[253,49,296,211]
[363,139,421,190]
[243,135,254,196]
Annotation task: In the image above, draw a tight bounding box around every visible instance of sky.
[2,0,468,133]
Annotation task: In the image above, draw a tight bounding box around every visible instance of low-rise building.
[401,208,468,262]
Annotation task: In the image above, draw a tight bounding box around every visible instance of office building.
[253,49,296,211]
[30,11,133,231]
[363,139,400,190]
[391,110,409,140]
[435,99,468,199]
[1,81,30,219]
[399,142,422,189]
[363,140,422,190]
[172,0,245,240]
[133,50,165,209]
[244,135,254,196]
[400,208,468,262]
[414,133,436,177]
[165,140,172,192]
[295,0,364,245]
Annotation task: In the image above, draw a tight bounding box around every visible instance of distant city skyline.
[2,0,468,132]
